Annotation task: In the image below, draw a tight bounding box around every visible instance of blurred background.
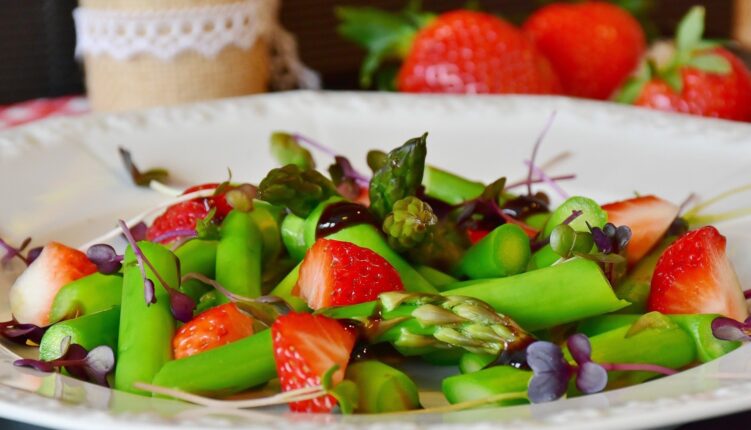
[0,0,744,104]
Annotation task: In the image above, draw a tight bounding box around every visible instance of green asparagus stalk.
[216,210,263,301]
[249,200,284,266]
[151,329,276,396]
[578,314,740,363]
[443,365,531,405]
[446,258,627,330]
[40,307,120,361]
[115,242,178,394]
[280,212,308,261]
[416,265,458,291]
[174,239,217,302]
[454,224,530,279]
[48,273,122,323]
[614,238,674,313]
[422,166,484,205]
[458,352,496,374]
[345,360,421,413]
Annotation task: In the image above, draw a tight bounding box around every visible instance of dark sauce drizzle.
[316,201,379,239]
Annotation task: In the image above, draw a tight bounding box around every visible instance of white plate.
[1,91,751,430]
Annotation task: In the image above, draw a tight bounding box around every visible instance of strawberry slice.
[648,226,748,321]
[172,303,254,359]
[296,239,404,310]
[9,242,97,326]
[147,182,233,244]
[603,195,679,265]
[272,312,356,413]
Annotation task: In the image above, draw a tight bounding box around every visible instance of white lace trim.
[73,0,320,89]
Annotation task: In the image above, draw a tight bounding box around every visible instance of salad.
[2,122,750,416]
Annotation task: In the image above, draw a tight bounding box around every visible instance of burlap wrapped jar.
[76,0,272,111]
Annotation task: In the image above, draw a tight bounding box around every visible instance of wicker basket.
[78,0,270,112]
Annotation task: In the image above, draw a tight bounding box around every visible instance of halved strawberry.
[296,239,404,310]
[648,226,748,320]
[466,228,491,245]
[9,242,97,326]
[603,195,679,266]
[172,303,254,359]
[272,312,356,413]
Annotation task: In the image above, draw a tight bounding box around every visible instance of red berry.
[602,195,679,266]
[634,48,751,122]
[648,226,748,320]
[296,239,404,310]
[272,312,356,413]
[397,10,561,94]
[172,303,254,359]
[524,1,645,99]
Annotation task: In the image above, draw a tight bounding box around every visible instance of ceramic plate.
[1,91,751,430]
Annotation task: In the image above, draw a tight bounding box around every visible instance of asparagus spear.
[455,224,531,279]
[423,166,484,205]
[48,273,122,323]
[248,200,284,266]
[345,360,421,413]
[443,365,531,405]
[216,210,263,301]
[115,242,178,394]
[151,329,276,396]
[446,258,627,330]
[280,212,307,261]
[39,307,120,361]
[416,265,458,291]
[174,239,217,302]
[614,238,675,313]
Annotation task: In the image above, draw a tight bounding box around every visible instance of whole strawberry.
[523,1,645,99]
[338,8,560,94]
[618,7,751,122]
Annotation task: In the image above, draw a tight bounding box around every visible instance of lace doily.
[73,0,319,90]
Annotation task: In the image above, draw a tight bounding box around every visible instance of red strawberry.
[272,312,356,413]
[648,226,748,321]
[172,303,254,359]
[398,11,561,94]
[467,228,491,245]
[523,1,645,99]
[296,239,404,310]
[619,7,751,122]
[633,48,751,121]
[147,183,232,243]
[10,242,97,326]
[603,195,679,266]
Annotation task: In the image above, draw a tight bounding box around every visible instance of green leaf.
[613,77,648,104]
[663,69,684,93]
[321,364,340,390]
[329,380,359,415]
[480,177,507,204]
[369,133,428,220]
[118,147,170,187]
[675,6,705,54]
[688,54,732,75]
[195,208,220,240]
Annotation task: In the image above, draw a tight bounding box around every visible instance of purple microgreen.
[523,160,569,200]
[712,316,751,341]
[14,340,115,387]
[117,220,195,320]
[181,273,290,326]
[667,217,689,237]
[575,361,609,394]
[0,236,37,267]
[86,244,123,275]
[329,155,371,188]
[225,183,258,212]
[526,111,557,197]
[526,340,572,403]
[214,168,234,197]
[118,147,170,187]
[0,319,47,345]
[292,133,372,186]
[562,210,583,226]
[745,290,751,300]
[129,222,148,241]
[292,133,338,157]
[150,229,198,245]
[566,333,592,364]
[506,174,576,191]
[678,193,697,215]
[587,222,632,255]
[599,362,678,376]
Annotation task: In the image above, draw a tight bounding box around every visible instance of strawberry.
[272,312,356,413]
[466,228,491,245]
[147,183,232,243]
[296,239,404,310]
[618,7,751,122]
[9,242,97,326]
[398,11,560,94]
[603,195,679,266]
[648,226,748,321]
[337,7,560,94]
[523,1,645,99]
[172,303,254,359]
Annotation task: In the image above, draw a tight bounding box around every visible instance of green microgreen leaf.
[195,208,220,240]
[270,132,315,170]
[118,147,170,187]
[688,54,732,74]
[329,380,359,415]
[676,6,705,55]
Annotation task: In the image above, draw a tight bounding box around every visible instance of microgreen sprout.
[0,319,47,345]
[14,336,115,387]
[0,236,41,267]
[711,316,751,341]
[86,244,123,275]
[527,333,677,403]
[525,111,557,197]
[290,132,371,187]
[683,183,751,226]
[118,147,170,187]
[117,220,195,322]
[588,222,632,255]
[225,183,258,212]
